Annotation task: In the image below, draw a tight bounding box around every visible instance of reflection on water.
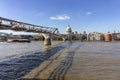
[44,45,51,50]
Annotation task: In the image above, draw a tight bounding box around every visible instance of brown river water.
[0,41,120,80]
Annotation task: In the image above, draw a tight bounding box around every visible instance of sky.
[0,0,120,34]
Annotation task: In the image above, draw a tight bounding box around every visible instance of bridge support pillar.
[44,37,51,46]
[62,38,66,42]
[42,34,52,49]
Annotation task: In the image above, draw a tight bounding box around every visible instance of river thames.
[0,41,120,80]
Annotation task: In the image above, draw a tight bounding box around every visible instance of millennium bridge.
[0,16,68,46]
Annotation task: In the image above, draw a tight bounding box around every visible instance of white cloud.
[50,15,70,20]
[86,12,92,15]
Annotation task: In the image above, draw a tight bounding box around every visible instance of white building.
[88,32,103,41]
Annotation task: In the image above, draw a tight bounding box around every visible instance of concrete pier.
[42,33,52,49]
[44,38,51,46]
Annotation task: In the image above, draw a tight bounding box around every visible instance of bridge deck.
[22,42,120,80]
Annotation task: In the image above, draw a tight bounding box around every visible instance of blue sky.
[0,0,120,34]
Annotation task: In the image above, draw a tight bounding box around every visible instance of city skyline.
[0,0,120,34]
